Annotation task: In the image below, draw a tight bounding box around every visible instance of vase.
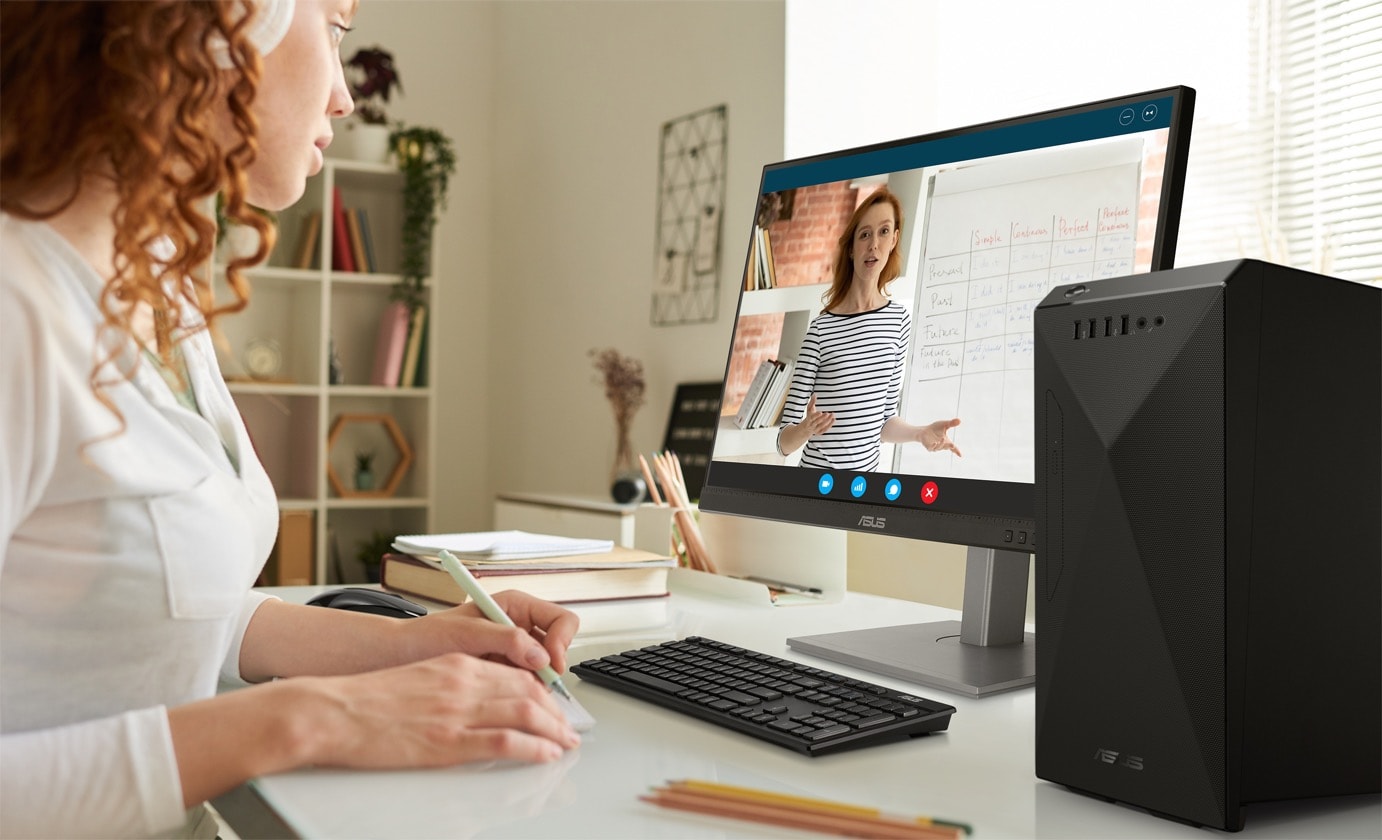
[355,468,375,491]
[331,122,392,164]
[608,426,645,504]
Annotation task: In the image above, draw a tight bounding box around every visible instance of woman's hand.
[779,393,835,454]
[916,417,962,457]
[409,590,580,675]
[292,653,582,769]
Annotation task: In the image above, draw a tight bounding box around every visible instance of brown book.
[380,552,672,606]
[266,509,315,586]
[293,210,321,270]
[345,207,370,274]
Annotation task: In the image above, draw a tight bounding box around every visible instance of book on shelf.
[346,206,370,274]
[369,300,411,387]
[750,358,793,428]
[760,226,778,288]
[410,306,430,387]
[330,186,356,273]
[355,207,378,273]
[399,304,427,389]
[743,226,759,292]
[293,210,322,270]
[733,359,779,430]
[380,547,674,606]
[262,509,314,586]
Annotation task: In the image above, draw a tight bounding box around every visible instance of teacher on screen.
[776,187,962,471]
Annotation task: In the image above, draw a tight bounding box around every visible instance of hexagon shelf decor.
[327,412,414,498]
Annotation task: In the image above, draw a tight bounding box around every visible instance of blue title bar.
[762,95,1178,194]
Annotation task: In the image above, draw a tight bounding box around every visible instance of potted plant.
[388,125,456,310]
[340,46,402,162]
[355,530,394,583]
[354,449,376,491]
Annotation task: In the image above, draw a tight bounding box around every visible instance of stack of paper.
[393,530,615,563]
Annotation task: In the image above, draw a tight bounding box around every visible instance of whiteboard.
[896,137,1146,482]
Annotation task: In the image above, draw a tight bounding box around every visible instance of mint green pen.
[437,549,578,703]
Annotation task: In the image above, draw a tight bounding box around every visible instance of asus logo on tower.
[1094,747,1144,770]
[858,516,886,530]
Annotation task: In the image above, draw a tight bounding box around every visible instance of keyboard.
[570,636,956,756]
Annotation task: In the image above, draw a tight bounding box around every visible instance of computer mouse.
[306,587,427,619]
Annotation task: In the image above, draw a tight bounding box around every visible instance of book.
[293,210,321,270]
[369,300,411,387]
[346,206,370,274]
[330,186,355,273]
[380,551,673,605]
[734,359,778,429]
[392,530,617,563]
[355,207,378,273]
[399,304,427,389]
[265,509,314,586]
[750,359,791,428]
[410,306,430,387]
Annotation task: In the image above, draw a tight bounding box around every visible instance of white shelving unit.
[214,158,437,583]
[714,282,827,463]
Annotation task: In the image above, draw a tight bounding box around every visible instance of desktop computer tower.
[1032,259,1381,831]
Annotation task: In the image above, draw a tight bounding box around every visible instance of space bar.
[620,671,687,695]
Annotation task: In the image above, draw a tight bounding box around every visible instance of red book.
[369,301,411,387]
[330,186,356,273]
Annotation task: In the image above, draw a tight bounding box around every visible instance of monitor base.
[787,620,1035,698]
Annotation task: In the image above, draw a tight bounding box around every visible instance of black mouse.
[306,587,427,619]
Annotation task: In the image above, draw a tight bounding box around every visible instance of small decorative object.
[354,449,376,491]
[389,125,456,311]
[338,45,402,163]
[590,348,647,502]
[326,413,414,498]
[328,337,345,385]
[244,337,282,380]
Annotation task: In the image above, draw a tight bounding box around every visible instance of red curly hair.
[1,0,274,401]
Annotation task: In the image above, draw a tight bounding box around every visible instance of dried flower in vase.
[590,348,647,486]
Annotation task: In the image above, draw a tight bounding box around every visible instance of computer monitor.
[699,86,1195,696]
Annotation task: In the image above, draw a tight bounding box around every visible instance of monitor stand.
[786,546,1034,697]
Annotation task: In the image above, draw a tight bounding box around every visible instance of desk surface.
[225,587,1379,839]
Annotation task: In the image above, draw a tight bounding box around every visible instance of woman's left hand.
[408,591,581,676]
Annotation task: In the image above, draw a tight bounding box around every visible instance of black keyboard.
[571,636,956,756]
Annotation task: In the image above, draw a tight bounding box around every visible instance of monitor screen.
[698,87,1195,696]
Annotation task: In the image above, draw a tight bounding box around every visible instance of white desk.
[218,588,1380,838]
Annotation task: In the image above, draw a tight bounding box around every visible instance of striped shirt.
[778,301,910,471]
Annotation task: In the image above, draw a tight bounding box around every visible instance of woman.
[777,187,962,470]
[0,2,581,837]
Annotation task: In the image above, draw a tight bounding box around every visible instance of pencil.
[665,779,971,835]
[642,781,967,839]
[638,453,664,506]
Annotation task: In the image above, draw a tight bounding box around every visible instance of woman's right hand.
[779,393,835,454]
[285,652,581,769]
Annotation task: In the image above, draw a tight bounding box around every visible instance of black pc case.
[1033,259,1381,830]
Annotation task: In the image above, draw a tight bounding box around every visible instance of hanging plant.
[388,125,456,310]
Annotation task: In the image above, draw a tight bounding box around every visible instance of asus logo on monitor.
[858,516,887,529]
[1072,314,1166,340]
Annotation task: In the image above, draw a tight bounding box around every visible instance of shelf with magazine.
[213,156,439,585]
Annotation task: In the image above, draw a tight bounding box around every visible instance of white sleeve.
[0,706,187,839]
[0,278,57,572]
[220,589,280,685]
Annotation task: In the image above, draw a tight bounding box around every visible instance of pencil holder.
[633,503,678,557]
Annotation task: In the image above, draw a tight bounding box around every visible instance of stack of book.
[381,531,674,606]
[733,358,793,429]
[743,225,778,291]
[369,300,428,388]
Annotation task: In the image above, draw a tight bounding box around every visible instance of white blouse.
[0,215,280,838]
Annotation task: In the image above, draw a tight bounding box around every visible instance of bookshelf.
[214,158,437,584]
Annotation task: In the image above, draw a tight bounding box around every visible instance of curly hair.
[823,186,905,313]
[0,0,274,409]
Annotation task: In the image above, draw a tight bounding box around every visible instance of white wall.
[486,2,786,507]
[349,1,787,531]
